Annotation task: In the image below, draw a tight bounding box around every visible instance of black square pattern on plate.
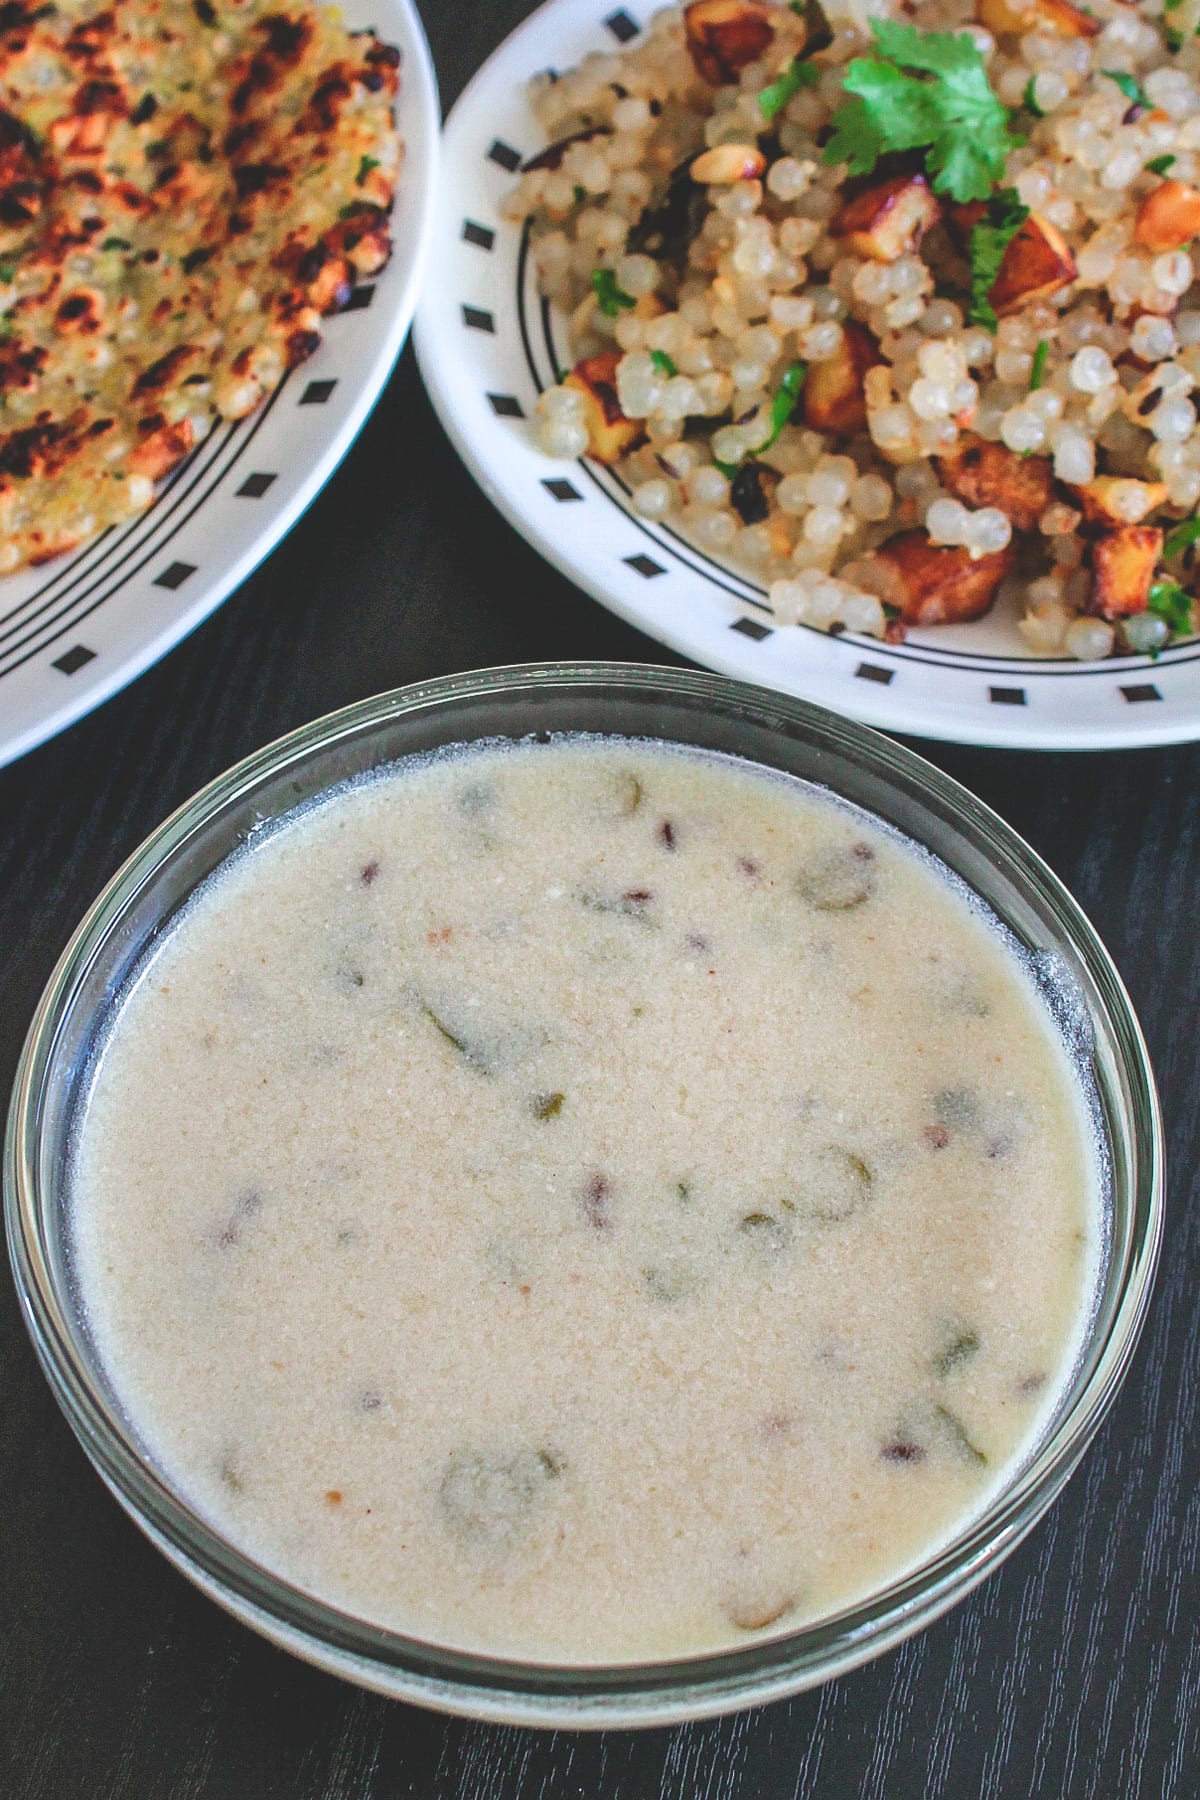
[462,305,495,333]
[343,284,374,312]
[855,662,894,686]
[542,478,583,502]
[1121,683,1162,703]
[487,139,522,172]
[52,644,96,675]
[730,616,773,641]
[154,561,197,591]
[487,393,525,418]
[236,472,277,499]
[605,9,640,41]
[989,686,1026,706]
[463,220,495,250]
[625,553,665,578]
[300,379,337,405]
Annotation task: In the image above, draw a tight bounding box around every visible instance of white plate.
[0,0,439,773]
[415,0,1200,750]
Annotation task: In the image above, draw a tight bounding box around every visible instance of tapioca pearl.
[839,591,884,635]
[537,417,590,458]
[799,320,844,361]
[633,479,673,520]
[910,379,954,422]
[1124,612,1171,655]
[1151,397,1197,444]
[965,509,1012,558]
[1131,316,1178,364]
[803,506,848,551]
[1066,617,1114,662]
[616,254,659,298]
[688,507,738,551]
[1153,254,1194,300]
[849,475,893,522]
[689,465,730,509]
[1027,388,1064,423]
[1000,409,1047,455]
[766,157,814,202]
[537,386,585,422]
[768,578,808,625]
[806,459,855,508]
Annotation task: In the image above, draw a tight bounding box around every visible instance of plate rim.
[0,0,441,773]
[415,0,1200,752]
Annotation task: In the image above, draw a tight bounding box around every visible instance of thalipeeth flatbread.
[0,0,402,569]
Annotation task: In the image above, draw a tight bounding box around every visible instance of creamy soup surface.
[72,739,1101,1663]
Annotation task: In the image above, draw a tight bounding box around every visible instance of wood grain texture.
[1,4,1197,1794]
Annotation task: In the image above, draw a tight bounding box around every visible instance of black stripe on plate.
[51,644,96,675]
[153,561,197,591]
[731,616,772,641]
[605,9,640,41]
[236,472,277,498]
[463,220,495,250]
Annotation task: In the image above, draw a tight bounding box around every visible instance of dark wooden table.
[2,5,1197,1794]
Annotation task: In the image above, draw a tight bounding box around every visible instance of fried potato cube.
[976,0,1100,38]
[802,322,882,434]
[1070,478,1169,527]
[1133,180,1200,255]
[829,174,941,264]
[683,1,777,85]
[989,214,1077,316]
[936,437,1053,533]
[564,351,643,465]
[873,529,1015,626]
[1090,526,1163,619]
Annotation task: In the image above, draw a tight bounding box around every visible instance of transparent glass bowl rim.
[5,661,1164,1729]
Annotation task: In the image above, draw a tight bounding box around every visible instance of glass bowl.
[4,664,1163,1728]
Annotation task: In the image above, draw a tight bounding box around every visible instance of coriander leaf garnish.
[1023,76,1043,118]
[649,349,677,377]
[356,154,380,184]
[759,56,820,124]
[1164,516,1200,560]
[0,261,16,283]
[966,187,1030,332]
[1148,578,1194,637]
[1029,339,1049,390]
[717,361,809,476]
[590,268,636,316]
[758,360,807,451]
[1165,27,1184,53]
[823,20,1023,203]
[1146,154,1177,176]
[1102,69,1150,110]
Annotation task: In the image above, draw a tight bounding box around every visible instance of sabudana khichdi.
[507,0,1200,658]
